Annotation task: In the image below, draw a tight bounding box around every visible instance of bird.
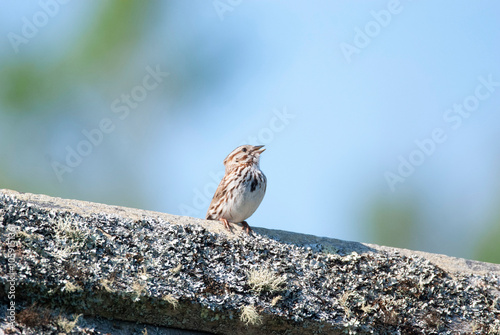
[206,145,267,234]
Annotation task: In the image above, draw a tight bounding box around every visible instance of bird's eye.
[242,148,247,152]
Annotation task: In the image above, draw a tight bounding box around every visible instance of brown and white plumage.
[206,145,267,234]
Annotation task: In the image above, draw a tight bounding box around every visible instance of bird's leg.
[240,221,253,235]
[219,218,233,232]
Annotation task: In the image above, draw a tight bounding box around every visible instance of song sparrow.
[206,145,267,234]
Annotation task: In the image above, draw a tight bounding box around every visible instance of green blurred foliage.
[367,197,419,250]
[0,1,159,211]
[0,63,57,112]
[68,0,152,75]
[368,196,500,264]
[475,213,500,264]
[0,1,153,114]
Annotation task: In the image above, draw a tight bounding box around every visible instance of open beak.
[253,145,265,154]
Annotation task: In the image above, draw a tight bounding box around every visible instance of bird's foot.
[219,218,234,233]
[240,221,253,235]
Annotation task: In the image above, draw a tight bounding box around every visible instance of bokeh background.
[1,1,499,263]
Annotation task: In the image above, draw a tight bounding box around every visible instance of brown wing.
[205,174,229,220]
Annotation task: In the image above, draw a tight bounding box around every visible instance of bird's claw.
[241,221,254,236]
[220,218,234,233]
[219,218,253,236]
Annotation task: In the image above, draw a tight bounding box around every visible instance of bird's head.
[223,145,265,170]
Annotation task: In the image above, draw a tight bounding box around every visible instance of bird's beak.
[253,145,265,154]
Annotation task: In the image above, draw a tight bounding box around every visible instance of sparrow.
[206,145,267,234]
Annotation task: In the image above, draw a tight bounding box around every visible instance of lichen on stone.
[1,191,499,334]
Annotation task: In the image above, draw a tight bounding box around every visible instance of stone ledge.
[0,189,499,334]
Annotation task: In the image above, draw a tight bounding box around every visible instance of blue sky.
[1,1,500,260]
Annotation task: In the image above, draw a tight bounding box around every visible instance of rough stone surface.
[1,189,499,334]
